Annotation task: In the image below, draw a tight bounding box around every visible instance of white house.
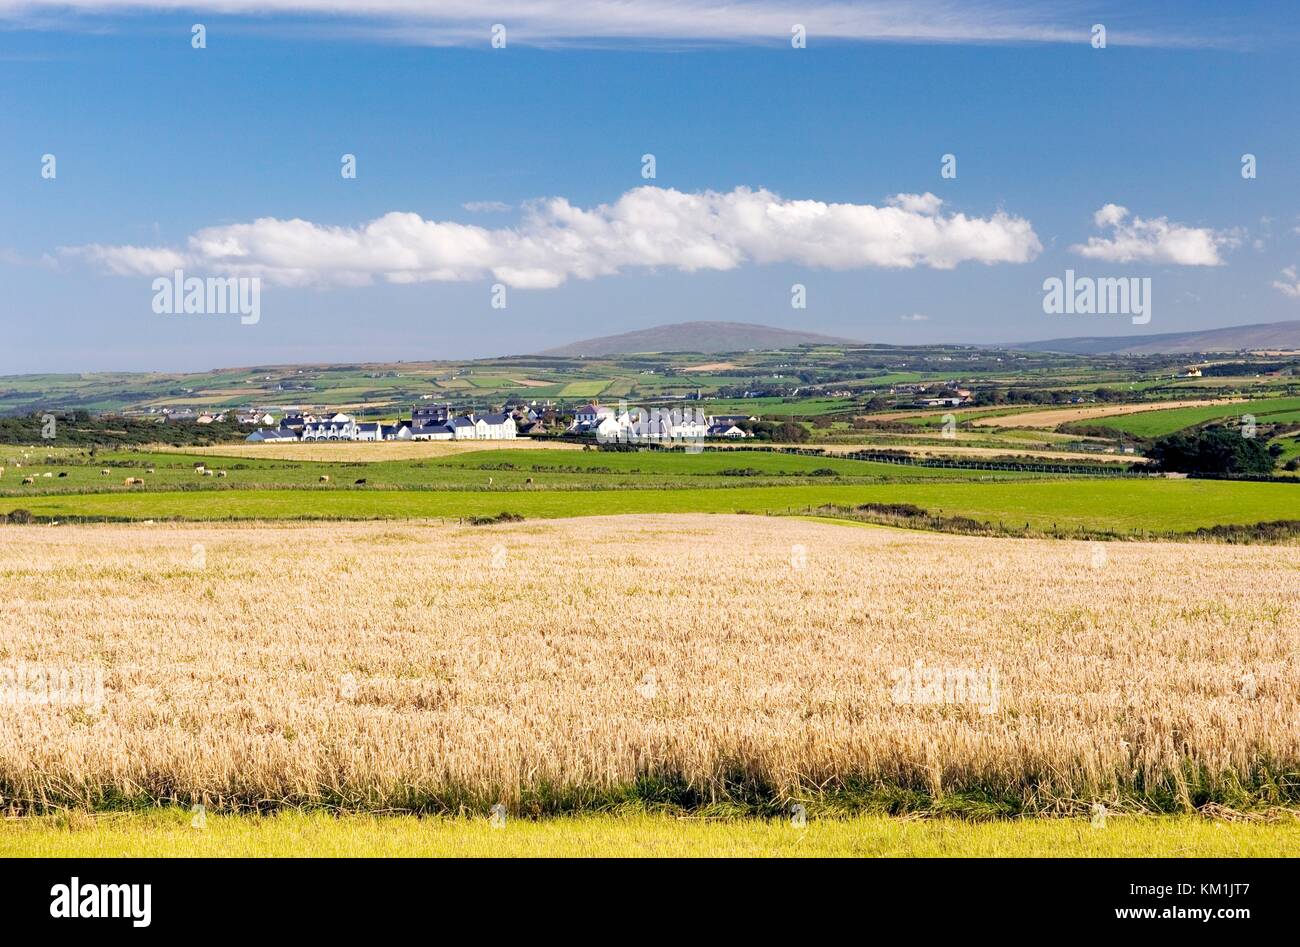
[301,414,360,440]
[446,413,516,440]
[409,424,454,441]
[573,403,614,426]
[245,428,299,443]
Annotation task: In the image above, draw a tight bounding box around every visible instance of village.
[239,402,758,443]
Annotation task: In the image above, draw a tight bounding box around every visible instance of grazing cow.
[146,468,156,474]
[319,475,330,483]
[525,477,534,484]
[354,478,367,485]
[57,472,67,477]
[203,469,214,476]
[216,470,227,478]
[101,469,110,476]
[22,477,34,485]
[124,477,145,485]
[42,472,52,478]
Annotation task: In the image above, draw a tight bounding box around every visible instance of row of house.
[246,408,519,442]
[244,401,759,444]
[567,403,752,441]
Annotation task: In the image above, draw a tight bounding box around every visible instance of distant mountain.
[538,321,859,356]
[1006,320,1300,355]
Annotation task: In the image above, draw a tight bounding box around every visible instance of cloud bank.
[66,186,1042,289]
[1070,204,1239,266]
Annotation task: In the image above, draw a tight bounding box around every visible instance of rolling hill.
[1006,320,1300,355]
[538,321,859,356]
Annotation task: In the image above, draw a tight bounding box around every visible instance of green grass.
[0,447,1042,498]
[4,478,1295,533]
[558,381,609,398]
[3,809,1293,857]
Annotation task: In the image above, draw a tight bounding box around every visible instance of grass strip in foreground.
[2,810,1295,857]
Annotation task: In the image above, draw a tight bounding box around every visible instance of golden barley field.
[1,515,1297,816]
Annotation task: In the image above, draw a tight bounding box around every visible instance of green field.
[1087,398,1300,438]
[4,477,1294,533]
[2,809,1293,857]
[0,447,1044,497]
[558,380,610,398]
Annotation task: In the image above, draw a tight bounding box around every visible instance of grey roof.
[247,428,297,442]
[410,423,452,435]
[448,417,475,428]
[480,413,511,424]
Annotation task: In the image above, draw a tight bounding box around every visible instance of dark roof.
[480,413,511,424]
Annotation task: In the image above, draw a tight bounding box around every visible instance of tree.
[777,420,810,443]
[1148,426,1276,476]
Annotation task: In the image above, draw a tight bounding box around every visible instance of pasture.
[2,475,1295,534]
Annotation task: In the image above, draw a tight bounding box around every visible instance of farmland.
[969,399,1245,430]
[5,345,1300,859]
[2,516,1296,820]
[1079,397,1300,438]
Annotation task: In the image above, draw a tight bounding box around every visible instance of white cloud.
[68,244,188,275]
[0,1,1219,47]
[887,193,944,215]
[1071,204,1238,266]
[462,201,512,213]
[1274,265,1300,298]
[65,185,1041,289]
[899,313,930,321]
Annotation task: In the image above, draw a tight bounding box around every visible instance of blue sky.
[1,1,1298,373]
